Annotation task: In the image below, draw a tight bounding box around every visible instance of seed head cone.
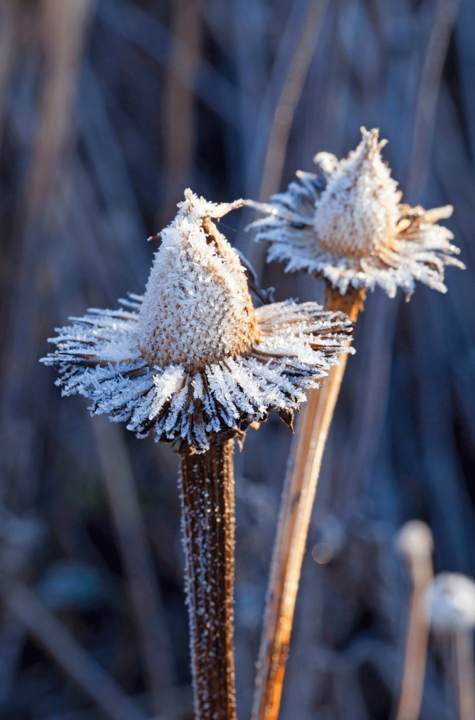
[138,190,259,371]
[314,128,399,257]
[41,190,354,454]
[247,127,464,298]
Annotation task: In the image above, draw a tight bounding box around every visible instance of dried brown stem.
[180,440,236,720]
[252,284,364,720]
[394,547,433,720]
[455,629,475,720]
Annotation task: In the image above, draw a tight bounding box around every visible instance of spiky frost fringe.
[41,296,353,454]
[247,130,464,298]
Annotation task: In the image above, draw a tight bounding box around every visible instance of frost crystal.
[247,127,465,298]
[41,190,353,454]
[428,573,475,632]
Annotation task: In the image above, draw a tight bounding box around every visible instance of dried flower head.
[247,127,464,298]
[396,520,434,562]
[428,573,475,632]
[138,192,259,371]
[41,190,353,454]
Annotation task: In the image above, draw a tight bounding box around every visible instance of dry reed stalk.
[252,283,364,720]
[27,0,94,211]
[454,629,475,720]
[2,581,146,720]
[394,522,434,720]
[0,0,20,144]
[258,0,329,203]
[160,0,200,227]
[180,440,237,720]
[405,0,460,201]
[245,0,329,277]
[92,416,176,716]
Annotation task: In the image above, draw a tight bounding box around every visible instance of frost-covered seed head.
[41,189,354,454]
[396,520,434,562]
[314,128,399,257]
[246,127,465,298]
[138,190,259,372]
[428,573,475,632]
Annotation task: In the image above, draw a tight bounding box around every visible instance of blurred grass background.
[1,0,475,718]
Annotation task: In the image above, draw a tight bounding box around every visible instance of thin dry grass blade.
[92,416,177,716]
[394,530,434,720]
[259,0,329,203]
[27,0,95,212]
[159,0,200,227]
[2,581,146,720]
[0,0,20,144]
[0,0,94,503]
[242,0,328,273]
[405,0,459,201]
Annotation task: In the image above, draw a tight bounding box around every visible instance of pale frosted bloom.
[247,127,464,298]
[41,190,353,454]
[428,573,475,632]
[396,520,434,561]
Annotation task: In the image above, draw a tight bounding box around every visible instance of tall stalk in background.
[245,127,464,720]
[160,0,200,227]
[41,191,353,719]
[394,521,434,720]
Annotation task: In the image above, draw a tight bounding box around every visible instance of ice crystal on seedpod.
[41,190,354,454]
[247,127,464,298]
[428,573,475,632]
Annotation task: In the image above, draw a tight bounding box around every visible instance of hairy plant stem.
[180,439,237,720]
[252,283,364,720]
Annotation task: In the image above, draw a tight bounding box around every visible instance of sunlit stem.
[252,284,364,720]
[180,440,237,720]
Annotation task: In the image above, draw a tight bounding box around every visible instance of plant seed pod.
[247,127,464,298]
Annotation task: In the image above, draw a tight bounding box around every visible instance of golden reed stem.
[252,285,364,720]
[180,440,237,720]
